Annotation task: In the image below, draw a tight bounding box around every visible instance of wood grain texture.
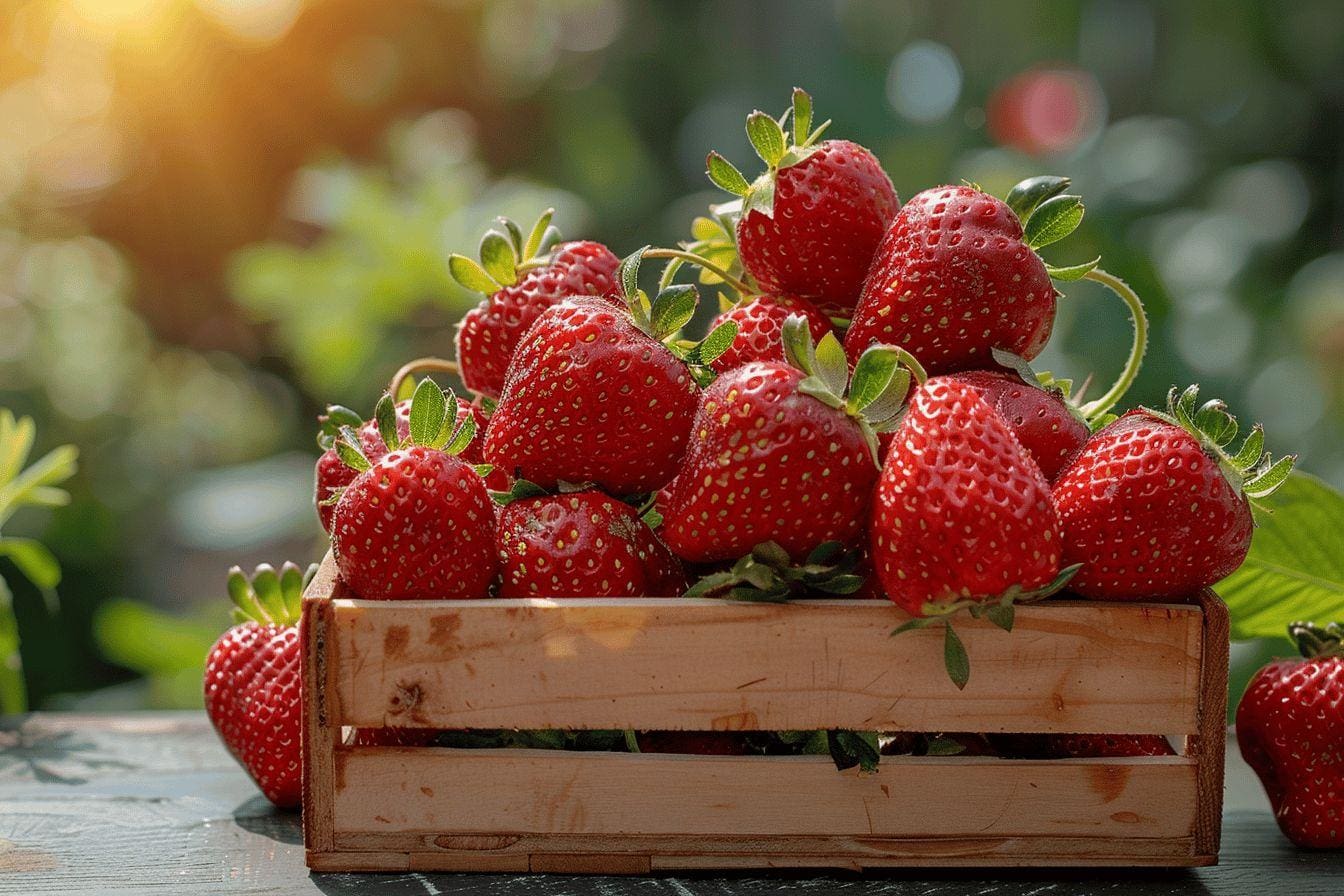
[325,593,1204,734]
[329,747,1198,839]
[1,713,1341,893]
[300,583,336,852]
[1193,590,1231,857]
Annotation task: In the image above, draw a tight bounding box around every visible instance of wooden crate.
[301,553,1228,873]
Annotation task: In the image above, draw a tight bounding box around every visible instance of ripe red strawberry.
[1053,385,1293,600]
[495,487,683,598]
[1237,621,1344,849]
[331,380,498,600]
[709,293,834,374]
[945,368,1089,481]
[485,252,733,495]
[314,395,499,531]
[204,563,312,808]
[845,176,1099,375]
[873,379,1064,616]
[706,89,898,312]
[660,318,914,565]
[993,733,1175,759]
[451,210,620,399]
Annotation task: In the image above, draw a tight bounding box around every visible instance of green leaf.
[334,428,371,472]
[944,623,970,690]
[409,378,447,447]
[444,409,476,456]
[1245,454,1295,500]
[1047,256,1101,282]
[706,152,750,196]
[743,172,776,218]
[497,217,524,260]
[746,111,787,167]
[227,565,264,623]
[827,730,880,773]
[812,332,849,398]
[980,602,1015,632]
[479,230,519,287]
[619,246,647,302]
[491,478,549,507]
[250,564,285,623]
[923,735,968,756]
[1217,472,1344,639]
[374,393,400,451]
[0,574,24,714]
[0,411,35,486]
[448,253,500,294]
[685,320,738,366]
[781,314,817,376]
[1024,195,1084,250]
[1005,175,1071,221]
[0,538,61,590]
[279,562,305,622]
[649,285,698,340]
[523,208,555,260]
[791,87,812,146]
[847,346,899,414]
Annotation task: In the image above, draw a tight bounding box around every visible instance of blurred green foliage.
[1,0,1342,709]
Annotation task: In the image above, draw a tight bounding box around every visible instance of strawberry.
[993,733,1175,759]
[1237,621,1344,849]
[946,366,1089,481]
[706,88,898,312]
[845,176,1104,375]
[494,486,683,598]
[709,293,834,374]
[875,379,1076,688]
[204,563,313,808]
[450,210,620,399]
[314,394,499,531]
[660,317,915,566]
[1053,385,1293,600]
[483,250,735,495]
[331,379,498,600]
[874,379,1066,615]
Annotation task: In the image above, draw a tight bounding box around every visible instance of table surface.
[0,713,1339,896]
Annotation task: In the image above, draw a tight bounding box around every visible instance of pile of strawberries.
[316,88,1290,646]
[205,89,1314,828]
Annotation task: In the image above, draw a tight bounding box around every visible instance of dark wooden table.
[0,713,1338,895]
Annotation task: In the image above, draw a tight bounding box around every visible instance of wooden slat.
[330,748,1199,840]
[327,590,1203,734]
[329,830,1202,861]
[300,574,338,853]
[1193,589,1230,858]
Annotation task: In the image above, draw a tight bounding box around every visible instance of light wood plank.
[327,590,1203,734]
[330,748,1198,840]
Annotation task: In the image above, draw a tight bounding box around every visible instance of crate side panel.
[330,749,1198,840]
[330,598,1202,733]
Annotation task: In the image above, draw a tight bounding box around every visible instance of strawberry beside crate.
[195,86,1321,872]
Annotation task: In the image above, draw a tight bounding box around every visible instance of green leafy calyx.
[334,378,476,473]
[1147,385,1295,502]
[448,208,562,295]
[705,87,832,218]
[227,562,316,627]
[1289,621,1344,660]
[683,541,865,602]
[781,315,925,467]
[615,247,738,384]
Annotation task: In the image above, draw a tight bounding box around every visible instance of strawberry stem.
[642,248,752,298]
[1076,268,1149,425]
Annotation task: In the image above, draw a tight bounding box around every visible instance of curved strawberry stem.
[642,247,752,298]
[1289,621,1344,659]
[389,357,462,403]
[1075,267,1149,425]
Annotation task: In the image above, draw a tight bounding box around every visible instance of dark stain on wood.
[428,614,462,650]
[433,835,522,851]
[383,625,410,659]
[1111,811,1144,824]
[1089,764,1132,804]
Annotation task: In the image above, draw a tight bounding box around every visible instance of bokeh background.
[2,0,1343,711]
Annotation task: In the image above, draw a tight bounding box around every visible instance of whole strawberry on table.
[204,87,1308,818]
